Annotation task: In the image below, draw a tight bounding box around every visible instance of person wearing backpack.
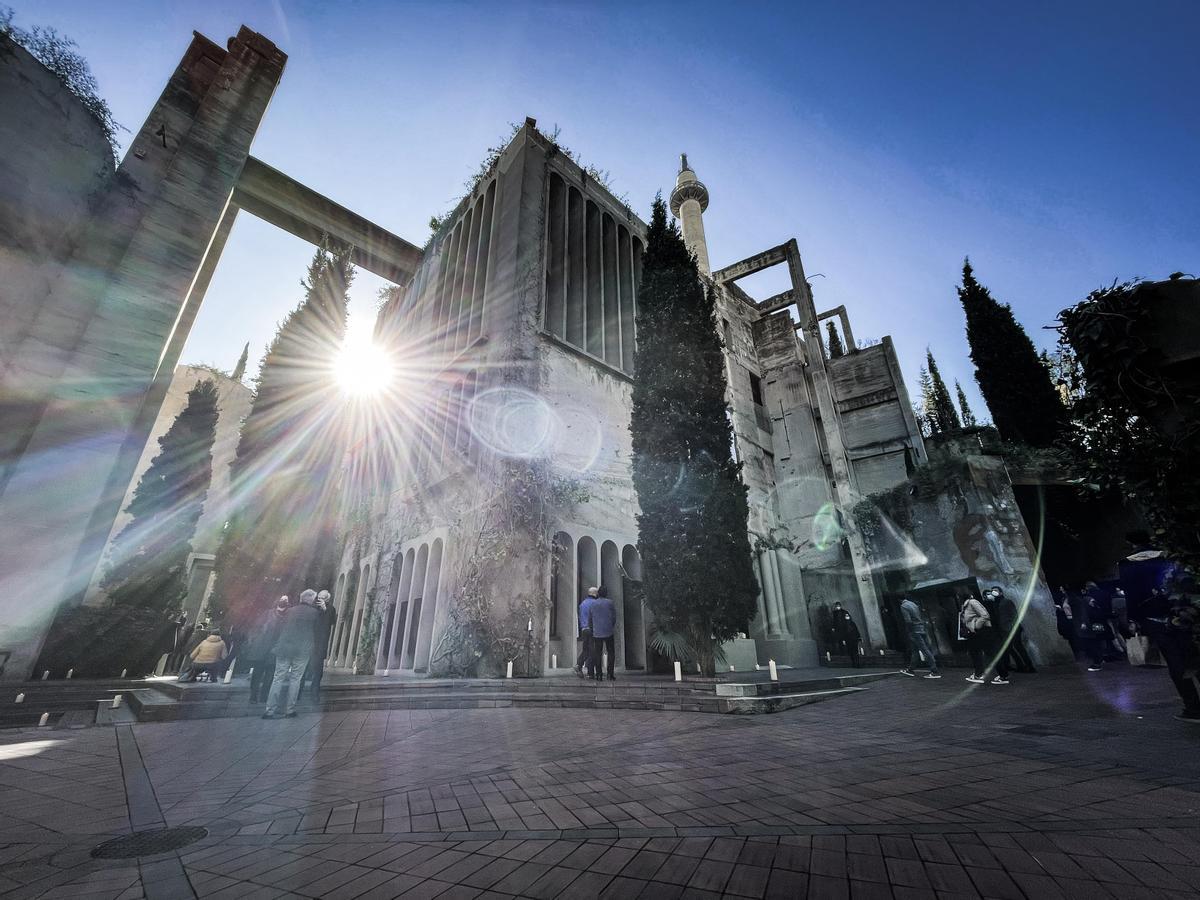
[898,596,941,679]
[960,592,1010,684]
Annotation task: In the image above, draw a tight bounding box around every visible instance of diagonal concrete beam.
[234,156,423,284]
[757,289,795,315]
[712,242,789,283]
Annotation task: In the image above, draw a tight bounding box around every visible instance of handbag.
[1125,625,1149,666]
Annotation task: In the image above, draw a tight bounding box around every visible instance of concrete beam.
[712,242,788,283]
[234,156,423,285]
[758,289,795,315]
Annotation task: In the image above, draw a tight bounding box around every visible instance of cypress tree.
[211,243,354,630]
[918,366,937,434]
[630,197,758,675]
[102,378,219,611]
[826,320,845,358]
[231,342,249,382]
[925,349,960,434]
[955,380,978,427]
[959,259,1067,446]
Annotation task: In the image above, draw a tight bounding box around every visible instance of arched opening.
[413,538,443,672]
[600,540,623,675]
[622,545,646,669]
[348,563,370,666]
[328,572,346,659]
[385,548,415,670]
[338,565,360,665]
[577,536,598,620]
[549,532,574,667]
[401,544,429,669]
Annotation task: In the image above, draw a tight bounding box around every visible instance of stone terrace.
[0,665,1197,898]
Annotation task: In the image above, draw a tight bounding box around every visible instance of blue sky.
[16,1,1199,415]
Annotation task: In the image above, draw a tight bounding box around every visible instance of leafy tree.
[959,259,1067,447]
[924,349,960,434]
[101,379,219,612]
[211,243,354,631]
[826,320,845,358]
[630,197,758,675]
[955,380,978,428]
[231,342,249,382]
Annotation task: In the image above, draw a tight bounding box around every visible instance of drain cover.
[91,826,208,859]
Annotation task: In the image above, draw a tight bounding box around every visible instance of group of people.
[896,586,1036,684]
[171,589,337,720]
[574,586,617,681]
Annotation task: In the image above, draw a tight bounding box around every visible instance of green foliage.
[826,320,845,358]
[923,349,960,434]
[959,259,1067,447]
[102,379,220,614]
[955,380,978,427]
[211,242,354,630]
[1,7,122,156]
[1057,278,1200,569]
[231,343,249,382]
[630,197,759,675]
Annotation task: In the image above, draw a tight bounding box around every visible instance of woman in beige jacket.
[179,631,228,682]
[959,593,1010,685]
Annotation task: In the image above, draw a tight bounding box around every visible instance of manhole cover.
[91,827,208,859]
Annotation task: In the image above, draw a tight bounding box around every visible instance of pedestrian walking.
[263,589,320,720]
[574,587,598,679]
[300,590,337,700]
[833,602,862,668]
[244,596,288,703]
[990,587,1036,673]
[1139,578,1200,722]
[589,585,617,681]
[1079,584,1112,672]
[959,593,1010,684]
[1055,589,1079,659]
[898,596,941,679]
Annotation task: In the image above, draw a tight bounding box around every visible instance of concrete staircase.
[0,679,133,728]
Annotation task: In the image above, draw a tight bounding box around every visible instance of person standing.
[301,590,337,701]
[833,602,862,668]
[898,596,942,679]
[590,585,617,681]
[574,587,598,679]
[244,596,288,703]
[263,589,319,720]
[990,587,1036,674]
[960,593,1010,684]
[1055,588,1079,659]
[1080,583,1112,672]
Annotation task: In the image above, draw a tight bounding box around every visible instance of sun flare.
[334,336,395,397]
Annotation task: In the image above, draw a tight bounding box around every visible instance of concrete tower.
[669,153,711,276]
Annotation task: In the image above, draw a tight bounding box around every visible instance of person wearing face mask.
[301,589,337,701]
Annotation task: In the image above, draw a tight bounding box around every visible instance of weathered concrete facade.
[327,132,926,676]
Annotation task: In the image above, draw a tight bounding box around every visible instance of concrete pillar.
[768,549,792,637]
[0,28,287,680]
[669,154,711,276]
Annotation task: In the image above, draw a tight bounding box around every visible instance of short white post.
[223,661,235,684]
[826,651,831,662]
[768,659,779,682]
[120,668,127,678]
[41,670,49,680]
[506,660,514,679]
[38,713,49,727]
[754,664,762,671]
[382,669,390,677]
[247,667,254,676]
[15,693,24,703]
[551,654,557,670]
[879,648,885,656]
[729,665,735,672]
[695,662,702,674]
[112,695,123,709]
[673,661,682,682]
[66,668,73,679]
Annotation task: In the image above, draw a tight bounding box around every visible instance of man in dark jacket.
[245,596,288,703]
[899,596,941,678]
[301,590,337,701]
[991,587,1036,673]
[263,589,320,720]
[832,602,862,668]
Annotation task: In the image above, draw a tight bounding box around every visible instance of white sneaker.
[990,676,1010,685]
[965,675,985,684]
[1087,666,1102,672]
[924,673,942,679]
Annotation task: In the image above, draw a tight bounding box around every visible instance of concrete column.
[758,549,781,635]
[752,556,769,635]
[669,154,711,276]
[768,549,792,637]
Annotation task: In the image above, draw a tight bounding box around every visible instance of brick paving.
[0,665,1197,898]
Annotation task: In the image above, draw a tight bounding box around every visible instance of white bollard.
[247,667,254,677]
[730,665,736,672]
[15,693,24,704]
[41,670,49,680]
[38,713,49,727]
[66,668,73,679]
[768,659,779,682]
[754,664,762,671]
[696,663,702,674]
[506,660,513,679]
[382,669,390,677]
[673,661,682,682]
[112,695,123,709]
[223,661,235,684]
[120,668,127,678]
[551,654,557,670]
[879,648,885,656]
[826,651,831,662]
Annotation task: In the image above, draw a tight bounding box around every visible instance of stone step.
[716,671,897,697]
[719,686,866,714]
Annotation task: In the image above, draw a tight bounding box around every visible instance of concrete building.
[326,129,926,676]
[81,364,253,621]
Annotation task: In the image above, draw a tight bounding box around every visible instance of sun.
[334,336,395,397]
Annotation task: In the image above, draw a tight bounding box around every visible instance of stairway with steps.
[0,679,131,728]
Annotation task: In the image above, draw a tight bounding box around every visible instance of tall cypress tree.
[925,349,960,434]
[826,320,845,358]
[212,243,354,630]
[102,379,220,613]
[231,342,249,382]
[630,197,758,675]
[955,380,978,427]
[959,259,1067,446]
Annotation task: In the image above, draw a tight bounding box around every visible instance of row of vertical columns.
[544,173,641,373]
[379,539,444,672]
[430,181,497,356]
[756,547,789,637]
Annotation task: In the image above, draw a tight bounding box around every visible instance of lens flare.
[334,338,394,396]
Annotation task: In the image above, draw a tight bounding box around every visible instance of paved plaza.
[0,666,1197,899]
